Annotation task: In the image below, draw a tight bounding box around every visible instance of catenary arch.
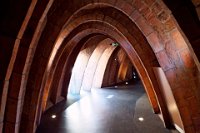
[2,0,199,133]
[42,3,200,133]
[41,34,101,110]
[76,38,114,92]
[25,3,187,133]
[42,6,169,118]
[44,17,162,113]
[60,35,108,97]
[39,18,170,129]
[47,9,162,110]
[48,35,108,105]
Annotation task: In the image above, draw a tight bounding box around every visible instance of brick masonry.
[0,0,200,133]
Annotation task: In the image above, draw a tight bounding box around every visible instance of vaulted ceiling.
[0,0,200,133]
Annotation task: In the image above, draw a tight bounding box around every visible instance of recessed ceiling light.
[138,117,144,121]
[51,115,56,119]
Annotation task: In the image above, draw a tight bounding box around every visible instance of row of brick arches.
[0,0,200,133]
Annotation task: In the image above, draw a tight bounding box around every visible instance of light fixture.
[51,114,56,119]
[125,82,128,85]
[138,117,144,121]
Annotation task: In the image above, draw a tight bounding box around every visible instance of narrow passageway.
[37,82,178,133]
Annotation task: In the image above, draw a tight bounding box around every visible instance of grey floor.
[37,82,179,133]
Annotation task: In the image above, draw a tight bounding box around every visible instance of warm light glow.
[125,82,128,85]
[47,48,57,71]
[47,37,64,71]
[138,117,144,121]
[51,115,56,119]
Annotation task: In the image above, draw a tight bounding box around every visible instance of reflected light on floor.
[79,97,93,118]
[138,117,144,122]
[106,95,114,99]
[51,115,56,119]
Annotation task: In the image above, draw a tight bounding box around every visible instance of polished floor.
[37,82,178,133]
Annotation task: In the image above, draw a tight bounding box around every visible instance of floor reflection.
[37,82,178,133]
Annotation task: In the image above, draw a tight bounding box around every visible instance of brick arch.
[80,38,114,91]
[52,10,163,114]
[40,33,110,115]
[59,2,200,132]
[68,38,114,94]
[60,35,108,97]
[66,37,109,94]
[19,2,170,131]
[92,43,117,89]
[2,1,54,132]
[48,35,107,106]
[41,34,102,110]
[50,17,162,112]
[31,18,163,131]
[38,19,168,130]
[21,29,114,132]
[39,33,102,112]
[54,2,198,132]
[21,31,105,132]
[40,29,114,112]
[102,48,133,86]
[2,0,199,133]
[163,0,200,64]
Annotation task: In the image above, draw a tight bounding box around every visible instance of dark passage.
[37,82,178,133]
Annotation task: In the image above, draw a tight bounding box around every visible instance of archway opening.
[36,36,178,133]
[2,1,199,133]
